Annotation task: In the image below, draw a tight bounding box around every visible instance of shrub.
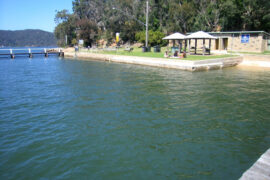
[135,30,168,46]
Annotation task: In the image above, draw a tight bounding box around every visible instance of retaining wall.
[64,52,243,72]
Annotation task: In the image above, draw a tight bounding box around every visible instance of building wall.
[227,35,264,52]
[263,39,268,52]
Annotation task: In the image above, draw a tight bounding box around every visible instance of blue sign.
[241,34,250,43]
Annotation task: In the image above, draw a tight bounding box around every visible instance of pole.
[145,0,149,49]
[65,35,68,46]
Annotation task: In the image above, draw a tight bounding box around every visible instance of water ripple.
[0,58,270,179]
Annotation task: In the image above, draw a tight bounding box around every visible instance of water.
[0,56,270,179]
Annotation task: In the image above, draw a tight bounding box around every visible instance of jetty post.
[58,48,64,57]
[44,48,48,57]
[28,48,32,58]
[10,49,15,59]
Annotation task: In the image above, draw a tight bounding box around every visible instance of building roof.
[163,32,186,40]
[208,31,270,37]
[186,31,217,39]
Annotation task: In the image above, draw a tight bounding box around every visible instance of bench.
[104,47,117,51]
[124,47,134,52]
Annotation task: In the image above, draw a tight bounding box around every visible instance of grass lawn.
[80,47,236,61]
[228,51,270,55]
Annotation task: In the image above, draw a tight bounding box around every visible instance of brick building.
[169,31,270,53]
[207,31,270,53]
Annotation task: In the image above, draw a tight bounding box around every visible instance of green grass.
[80,47,236,61]
[228,50,270,55]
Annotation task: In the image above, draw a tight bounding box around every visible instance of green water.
[0,57,270,179]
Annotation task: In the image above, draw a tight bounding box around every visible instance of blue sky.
[0,0,73,32]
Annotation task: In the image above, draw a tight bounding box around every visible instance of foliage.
[76,19,98,47]
[54,0,270,47]
[135,30,167,46]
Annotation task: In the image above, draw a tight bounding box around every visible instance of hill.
[0,29,57,47]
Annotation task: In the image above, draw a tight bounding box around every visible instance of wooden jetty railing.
[0,48,64,59]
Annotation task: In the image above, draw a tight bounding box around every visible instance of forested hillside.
[54,0,270,47]
[0,29,57,47]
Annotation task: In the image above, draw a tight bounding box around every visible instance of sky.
[0,0,73,32]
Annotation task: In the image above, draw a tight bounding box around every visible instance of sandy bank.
[63,51,242,72]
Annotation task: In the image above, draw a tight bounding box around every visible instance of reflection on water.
[0,57,270,179]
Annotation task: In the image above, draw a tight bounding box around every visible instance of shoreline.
[63,51,243,72]
[238,54,270,68]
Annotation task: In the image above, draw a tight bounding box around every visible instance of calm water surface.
[0,56,270,179]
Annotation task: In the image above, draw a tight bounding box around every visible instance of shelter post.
[195,39,197,54]
[203,39,205,56]
[209,39,211,55]
[184,40,187,52]
[188,39,191,54]
[179,40,182,53]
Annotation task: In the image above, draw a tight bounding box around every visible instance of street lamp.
[112,0,149,50]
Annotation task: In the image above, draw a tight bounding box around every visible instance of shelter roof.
[186,31,217,39]
[163,32,186,40]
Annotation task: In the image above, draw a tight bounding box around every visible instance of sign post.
[116,33,120,44]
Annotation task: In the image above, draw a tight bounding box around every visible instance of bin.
[142,46,151,52]
[154,46,160,52]
[171,47,179,54]
[142,46,146,52]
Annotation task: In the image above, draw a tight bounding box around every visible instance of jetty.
[0,48,64,59]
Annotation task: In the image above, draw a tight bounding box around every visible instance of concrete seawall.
[64,52,243,72]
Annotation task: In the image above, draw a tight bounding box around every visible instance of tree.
[76,18,98,47]
[54,0,270,47]
[54,10,76,47]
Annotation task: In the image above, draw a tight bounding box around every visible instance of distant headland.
[0,29,57,47]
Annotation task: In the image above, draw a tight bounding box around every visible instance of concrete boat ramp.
[64,52,243,72]
[239,55,270,68]
[240,148,270,180]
